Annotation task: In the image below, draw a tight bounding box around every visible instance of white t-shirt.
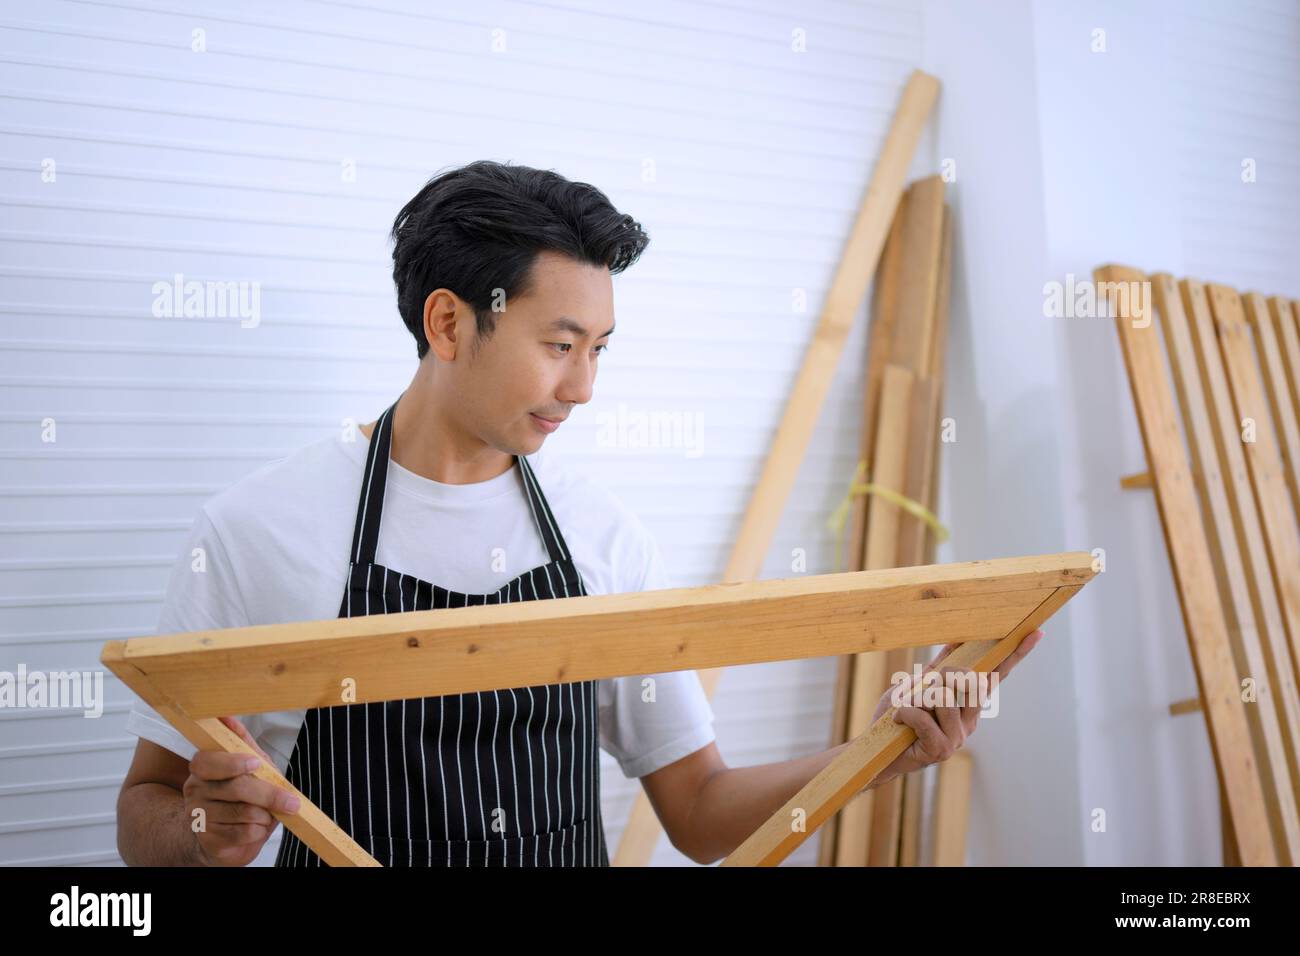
[125,428,715,780]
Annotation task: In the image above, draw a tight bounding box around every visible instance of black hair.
[389,160,650,360]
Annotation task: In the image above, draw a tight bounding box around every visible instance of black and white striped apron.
[275,398,608,866]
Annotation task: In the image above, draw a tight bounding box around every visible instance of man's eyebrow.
[548,317,616,338]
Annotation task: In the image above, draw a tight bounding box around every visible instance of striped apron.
[274,398,608,866]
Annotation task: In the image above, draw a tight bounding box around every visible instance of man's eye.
[549,343,608,355]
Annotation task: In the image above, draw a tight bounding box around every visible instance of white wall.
[0,0,929,866]
[920,0,1086,866]
[1034,0,1300,865]
[922,0,1300,865]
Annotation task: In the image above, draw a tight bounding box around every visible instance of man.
[116,160,1043,867]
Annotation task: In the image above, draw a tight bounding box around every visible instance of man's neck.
[358,386,513,485]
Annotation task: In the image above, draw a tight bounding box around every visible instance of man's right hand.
[182,715,302,866]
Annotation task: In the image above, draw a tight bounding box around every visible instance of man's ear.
[423,289,465,362]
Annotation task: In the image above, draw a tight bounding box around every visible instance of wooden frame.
[105,553,1095,867]
[1100,263,1293,866]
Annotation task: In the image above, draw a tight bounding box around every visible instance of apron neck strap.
[347,398,574,568]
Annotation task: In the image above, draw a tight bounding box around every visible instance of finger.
[892,706,947,762]
[203,800,277,828]
[931,695,966,751]
[190,749,267,783]
[960,672,989,731]
[994,629,1044,680]
[199,773,301,814]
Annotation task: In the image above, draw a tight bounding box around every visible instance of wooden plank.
[901,205,955,868]
[867,179,946,868]
[716,70,941,587]
[619,68,939,866]
[927,206,954,386]
[886,176,946,376]
[865,378,940,867]
[835,364,914,865]
[846,190,910,577]
[930,750,973,865]
[721,582,1093,866]
[1182,279,1300,739]
[1206,284,1300,698]
[1151,274,1300,864]
[1099,264,1276,865]
[825,191,910,800]
[1244,292,1300,523]
[104,554,1094,719]
[116,660,380,867]
[1268,297,1300,431]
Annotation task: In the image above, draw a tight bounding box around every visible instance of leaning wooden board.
[614,67,942,865]
[105,553,1094,867]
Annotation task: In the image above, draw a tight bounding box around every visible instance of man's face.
[439,250,615,456]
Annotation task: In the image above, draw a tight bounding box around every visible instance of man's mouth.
[530,413,565,433]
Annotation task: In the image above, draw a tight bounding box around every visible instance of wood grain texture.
[930,750,973,866]
[1244,292,1300,524]
[835,363,915,864]
[1267,297,1300,434]
[1101,264,1276,865]
[1152,274,1300,864]
[1207,284,1300,700]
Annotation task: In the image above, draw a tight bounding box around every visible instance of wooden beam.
[1181,278,1300,774]
[866,376,941,867]
[1244,292,1300,523]
[721,582,1091,866]
[114,659,380,866]
[718,70,941,586]
[1206,284,1300,698]
[1267,297,1300,429]
[1099,264,1277,865]
[1151,274,1300,864]
[103,554,1093,720]
[930,750,973,865]
[835,364,915,864]
[1120,471,1153,489]
[823,190,913,868]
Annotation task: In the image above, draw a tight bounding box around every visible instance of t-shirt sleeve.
[598,526,716,778]
[123,506,253,761]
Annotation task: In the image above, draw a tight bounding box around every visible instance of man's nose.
[557,352,596,405]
